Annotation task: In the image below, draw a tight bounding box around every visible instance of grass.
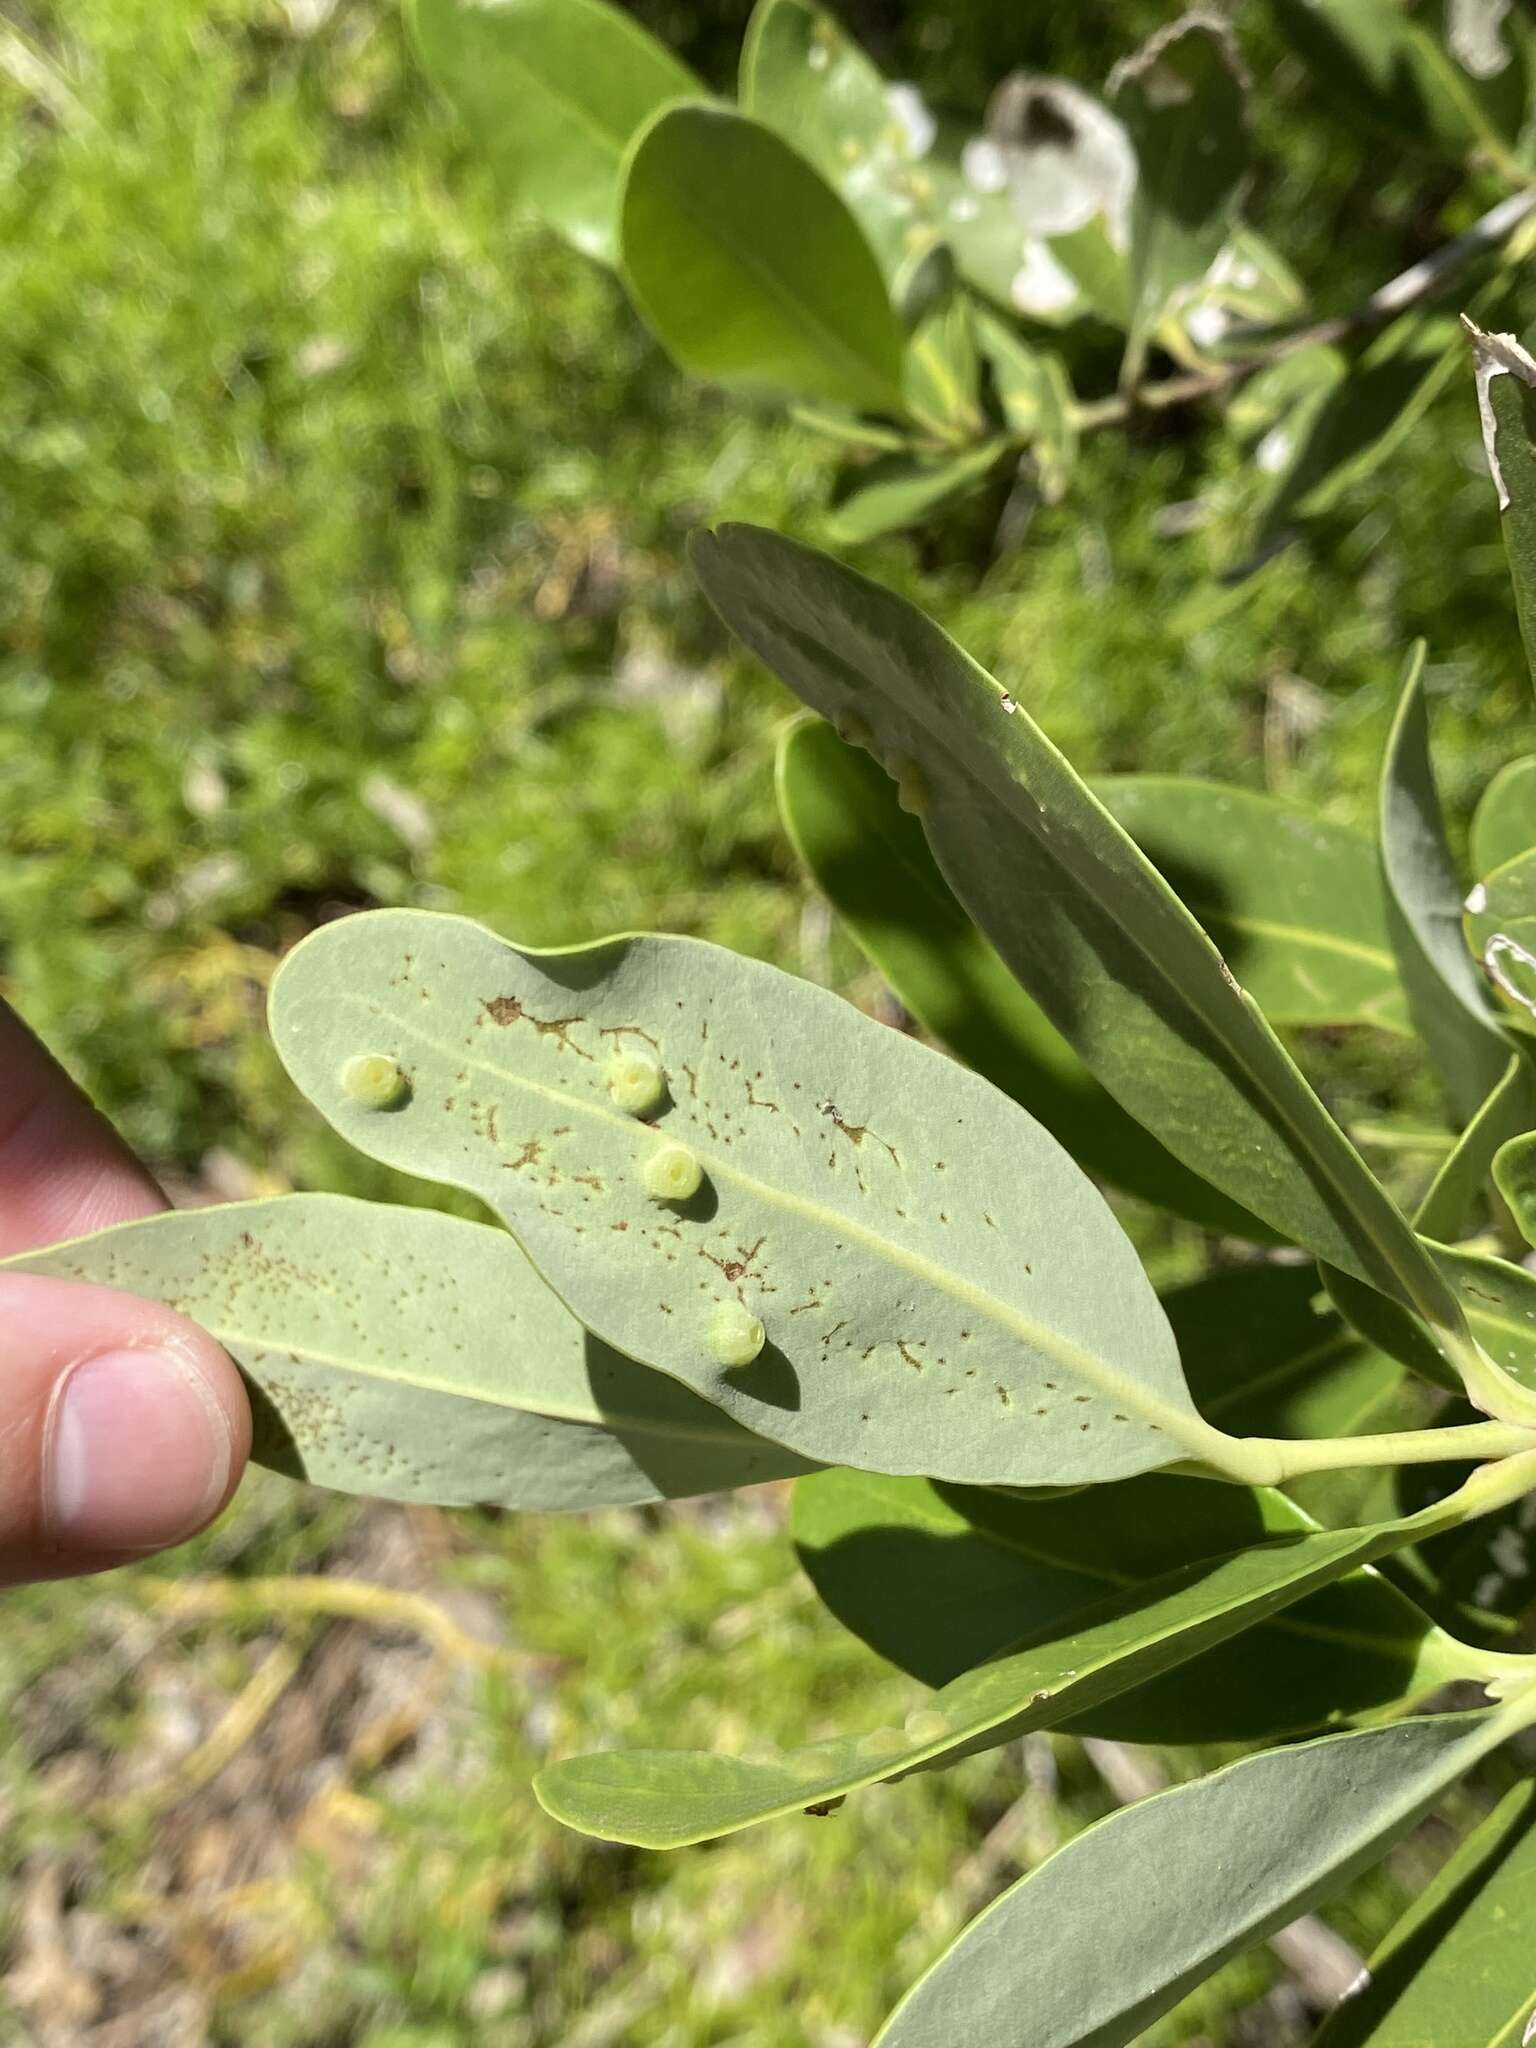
[1,0,1534,2040]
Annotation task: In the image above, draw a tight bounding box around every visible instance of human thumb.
[0,1271,250,1586]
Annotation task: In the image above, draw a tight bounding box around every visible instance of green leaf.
[1099,774,1409,1034]
[1466,847,1536,1039]
[1266,0,1529,168]
[1415,1054,1536,1242]
[1313,1778,1536,2048]
[2,1196,813,1508]
[900,297,985,443]
[618,103,906,414]
[1381,646,1512,1121]
[873,1707,1527,2048]
[1109,12,1249,388]
[1493,1128,1536,1248]
[269,909,1239,1489]
[1326,1242,1536,1399]
[689,522,1469,1345]
[409,0,699,266]
[535,1498,1512,1851]
[1472,756,1536,875]
[739,0,937,286]
[1176,225,1307,348]
[973,313,1078,501]
[1468,320,1536,705]
[774,717,1272,1237]
[825,441,1005,547]
[1254,312,1464,553]
[791,1460,1475,1747]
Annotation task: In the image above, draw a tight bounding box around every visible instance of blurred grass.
[1,0,1534,2041]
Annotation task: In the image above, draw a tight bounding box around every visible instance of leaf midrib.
[334,987,1225,1465]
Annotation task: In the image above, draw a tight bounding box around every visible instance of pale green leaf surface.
[1466,847,1536,1039]
[1110,12,1249,387]
[690,521,1464,1336]
[409,0,698,265]
[1472,756,1536,876]
[1381,648,1512,1120]
[1493,1128,1536,1248]
[3,1197,813,1508]
[1099,774,1408,1034]
[535,1502,1498,1850]
[875,1708,1523,2048]
[1416,1055,1536,1242]
[774,717,1272,1237]
[619,103,906,414]
[901,297,984,442]
[1313,1777,1536,2048]
[269,909,1220,1488]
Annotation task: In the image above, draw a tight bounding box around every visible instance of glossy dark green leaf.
[1472,756,1536,876]
[4,1196,812,1508]
[874,1707,1528,2048]
[535,1491,1510,1850]
[1108,12,1249,388]
[1416,1055,1536,1242]
[1381,646,1512,1120]
[1466,847,1536,1040]
[619,104,906,414]
[1101,775,1408,1035]
[270,909,1244,1490]
[774,717,1271,1237]
[410,0,698,266]
[1493,1128,1536,1248]
[690,522,1471,1349]
[826,442,1005,546]
[739,0,941,285]
[1313,1777,1536,2048]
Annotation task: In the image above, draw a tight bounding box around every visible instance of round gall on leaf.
[606,1049,667,1115]
[836,710,875,751]
[891,755,930,816]
[707,1301,766,1368]
[339,1053,410,1110]
[642,1141,704,1203]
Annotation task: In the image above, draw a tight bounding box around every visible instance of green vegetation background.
[0,1,1529,2042]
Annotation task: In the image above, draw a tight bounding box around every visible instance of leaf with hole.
[269,908,1236,1489]
[1466,846,1536,1038]
[409,0,699,266]
[619,103,906,414]
[3,1196,814,1508]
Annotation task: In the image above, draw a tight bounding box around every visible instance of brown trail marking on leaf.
[599,1022,660,1050]
[818,1098,900,1167]
[479,995,593,1059]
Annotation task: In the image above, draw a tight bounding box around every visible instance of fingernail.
[45,1346,233,1552]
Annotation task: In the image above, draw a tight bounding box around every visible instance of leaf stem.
[1214,1424,1536,1488]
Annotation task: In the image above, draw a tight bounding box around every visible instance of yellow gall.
[606,1050,666,1115]
[642,1142,703,1203]
[339,1053,410,1110]
[707,1301,766,1368]
[891,756,930,815]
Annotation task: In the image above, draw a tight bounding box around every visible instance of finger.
[0,1272,249,1585]
[0,1004,252,1581]
[0,1006,163,1255]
